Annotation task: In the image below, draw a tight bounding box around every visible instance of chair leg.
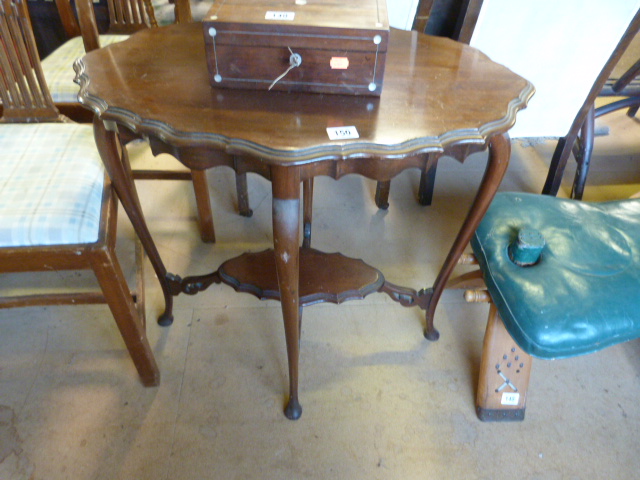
[302,178,314,249]
[134,238,146,326]
[190,169,216,243]
[375,180,390,209]
[571,104,595,200]
[542,131,580,196]
[417,158,438,206]
[90,247,160,387]
[476,303,532,421]
[235,172,253,218]
[376,155,439,209]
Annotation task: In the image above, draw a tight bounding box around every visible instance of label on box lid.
[265,11,295,21]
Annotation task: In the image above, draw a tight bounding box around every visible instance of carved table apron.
[75,23,533,419]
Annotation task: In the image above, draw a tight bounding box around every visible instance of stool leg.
[476,304,532,421]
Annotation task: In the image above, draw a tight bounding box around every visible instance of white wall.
[470,0,640,138]
[386,0,419,30]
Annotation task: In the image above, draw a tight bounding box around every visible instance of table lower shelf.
[219,248,384,306]
[167,248,435,324]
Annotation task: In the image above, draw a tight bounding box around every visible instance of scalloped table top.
[75,23,533,164]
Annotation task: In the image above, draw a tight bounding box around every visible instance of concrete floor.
[1,103,640,479]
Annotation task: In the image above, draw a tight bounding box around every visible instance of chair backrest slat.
[0,0,61,122]
[4,3,43,108]
[54,0,81,37]
[412,0,435,33]
[106,0,156,33]
[61,0,184,53]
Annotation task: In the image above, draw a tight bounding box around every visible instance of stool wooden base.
[476,304,533,421]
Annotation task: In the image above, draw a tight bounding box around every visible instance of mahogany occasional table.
[74,22,533,419]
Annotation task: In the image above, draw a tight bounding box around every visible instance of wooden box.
[202,0,389,96]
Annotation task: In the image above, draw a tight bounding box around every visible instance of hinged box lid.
[202,0,390,96]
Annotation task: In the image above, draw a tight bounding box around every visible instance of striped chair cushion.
[41,35,128,104]
[0,123,105,247]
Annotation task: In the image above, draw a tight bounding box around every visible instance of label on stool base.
[501,392,520,406]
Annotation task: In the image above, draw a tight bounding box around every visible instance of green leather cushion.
[471,192,640,359]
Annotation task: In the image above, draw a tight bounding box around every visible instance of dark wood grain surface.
[75,23,533,163]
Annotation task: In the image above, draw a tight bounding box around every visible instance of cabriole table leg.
[271,166,303,420]
[93,118,175,326]
[425,133,511,339]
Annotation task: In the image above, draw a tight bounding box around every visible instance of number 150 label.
[327,126,359,140]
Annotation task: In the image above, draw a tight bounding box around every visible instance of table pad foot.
[284,397,303,420]
[423,327,440,341]
[157,311,174,327]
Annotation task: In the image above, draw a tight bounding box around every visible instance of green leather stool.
[468,192,640,421]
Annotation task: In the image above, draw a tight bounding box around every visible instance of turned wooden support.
[458,253,478,265]
[464,289,491,303]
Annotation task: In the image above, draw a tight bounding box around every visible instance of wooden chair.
[32,0,232,242]
[469,1,640,200]
[74,0,226,242]
[41,0,162,122]
[81,0,253,234]
[570,54,640,199]
[0,0,159,385]
[375,0,640,208]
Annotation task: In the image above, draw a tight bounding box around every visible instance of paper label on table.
[501,392,520,406]
[326,126,359,140]
[265,11,295,21]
